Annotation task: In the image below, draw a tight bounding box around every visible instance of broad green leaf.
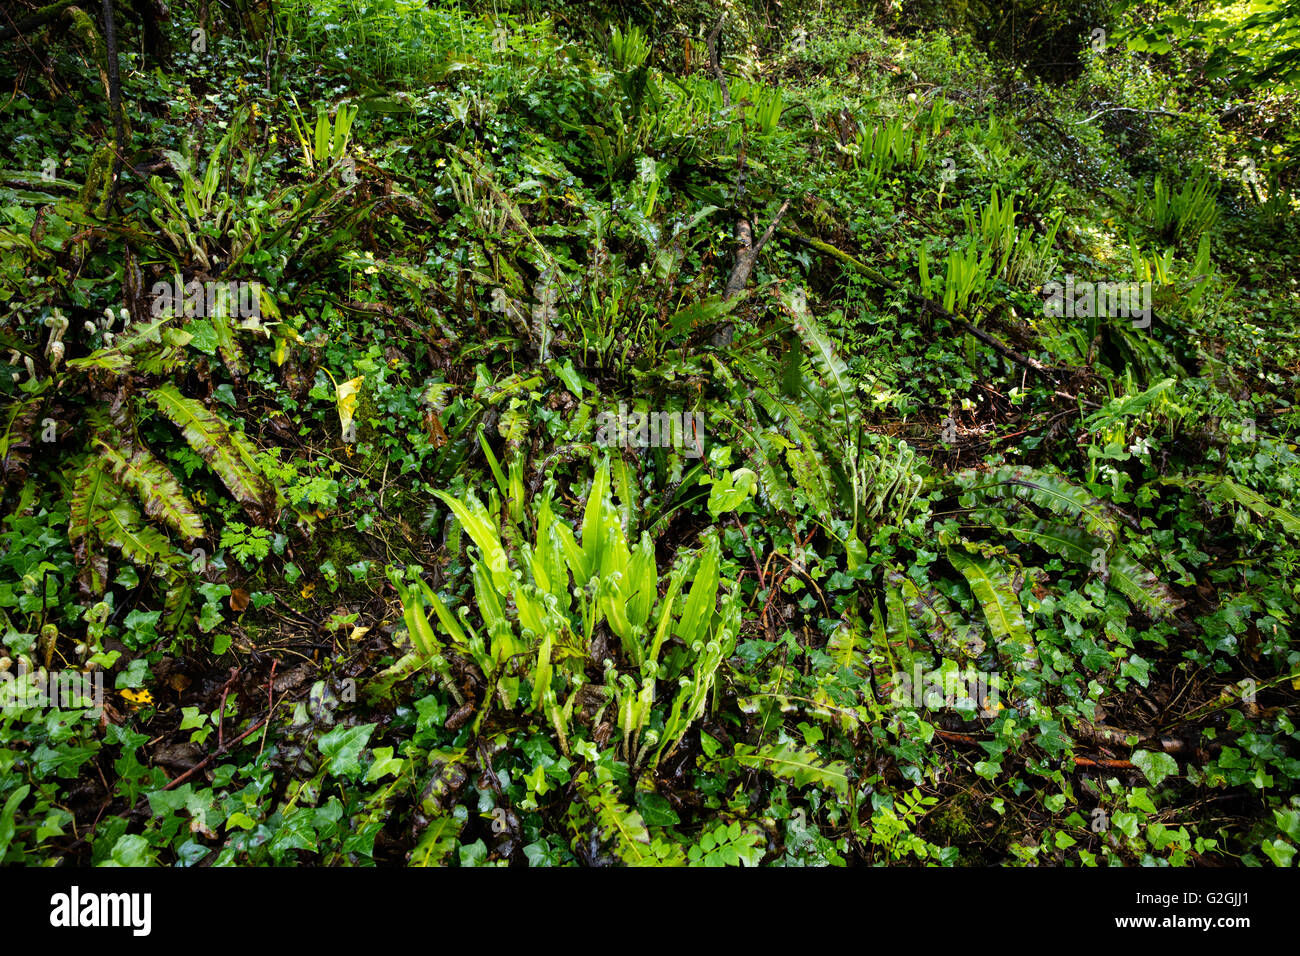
[318,723,377,778]
[150,384,276,521]
[399,581,439,658]
[555,520,591,584]
[0,785,29,860]
[888,568,980,659]
[435,491,511,593]
[677,537,720,649]
[417,579,469,649]
[1131,749,1179,787]
[410,814,465,867]
[626,535,657,630]
[734,742,850,797]
[946,546,1034,664]
[581,460,611,572]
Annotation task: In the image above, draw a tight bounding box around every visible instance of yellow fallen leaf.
[348,626,371,642]
[301,582,316,599]
[121,689,154,707]
[336,375,365,438]
[258,286,282,321]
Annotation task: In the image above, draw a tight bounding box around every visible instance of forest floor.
[1,0,1299,866]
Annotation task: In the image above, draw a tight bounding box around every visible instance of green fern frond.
[789,309,852,420]
[1,389,50,483]
[575,773,686,866]
[95,438,204,542]
[1159,475,1300,537]
[70,459,187,596]
[743,429,797,513]
[946,544,1036,670]
[888,567,985,659]
[957,466,1118,546]
[1107,548,1185,618]
[150,384,277,521]
[69,460,115,595]
[733,742,850,798]
[1008,520,1184,619]
[410,814,465,867]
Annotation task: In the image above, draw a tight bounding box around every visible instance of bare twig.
[1074,105,1191,126]
[161,713,272,791]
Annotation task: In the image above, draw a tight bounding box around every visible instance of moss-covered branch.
[0,0,79,43]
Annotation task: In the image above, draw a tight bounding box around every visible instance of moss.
[348,383,385,471]
[312,524,379,598]
[323,526,366,566]
[61,5,107,77]
[925,793,980,860]
[80,144,113,215]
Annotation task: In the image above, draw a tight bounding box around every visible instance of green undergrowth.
[0,0,1298,866]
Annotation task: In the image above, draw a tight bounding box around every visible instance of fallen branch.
[710,198,792,346]
[783,227,1063,383]
[161,711,272,791]
[1071,756,1137,771]
[0,0,78,43]
[707,12,790,345]
[724,198,792,300]
[1074,106,1192,126]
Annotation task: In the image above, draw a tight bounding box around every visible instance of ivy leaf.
[106,833,156,867]
[634,791,681,827]
[1132,749,1179,787]
[183,318,219,355]
[364,746,405,782]
[318,722,376,777]
[1261,839,1296,868]
[706,467,757,518]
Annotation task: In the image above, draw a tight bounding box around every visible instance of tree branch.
[101,0,126,207]
[1074,105,1191,126]
[723,198,791,300]
[0,0,78,43]
[706,14,729,110]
